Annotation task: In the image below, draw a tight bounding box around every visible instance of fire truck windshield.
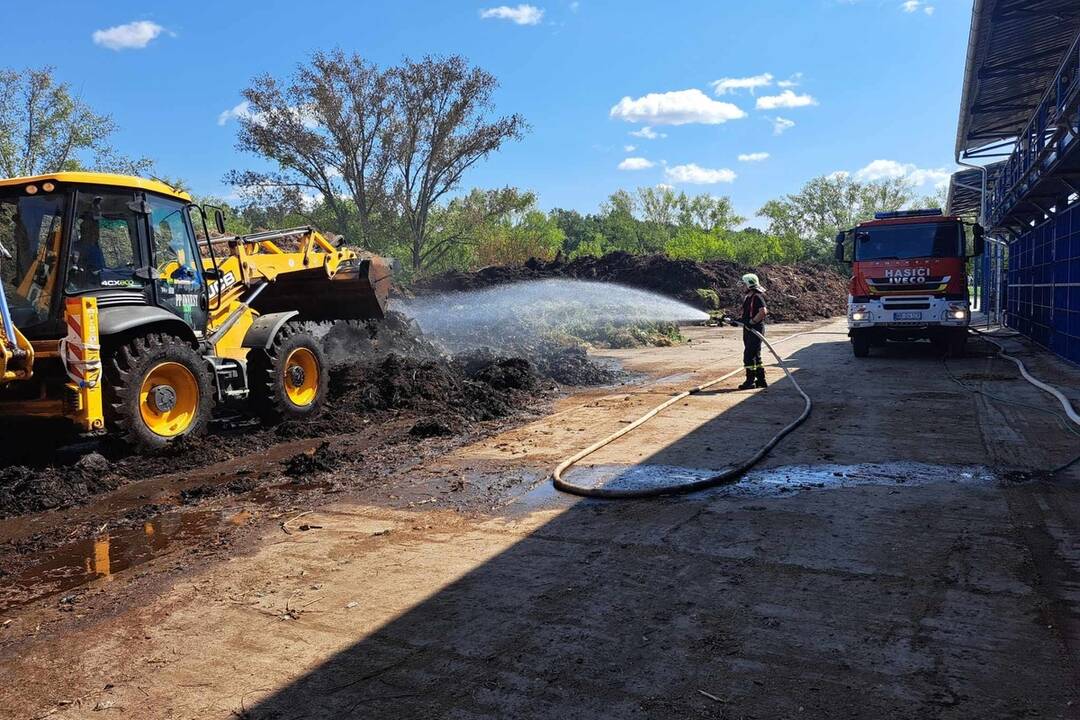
[855,222,961,261]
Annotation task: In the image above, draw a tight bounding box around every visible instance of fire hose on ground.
[551,323,844,499]
[551,321,1080,499]
[943,326,1080,474]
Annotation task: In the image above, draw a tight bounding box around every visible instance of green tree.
[917,186,949,213]
[391,55,527,272]
[419,187,529,272]
[758,173,916,262]
[676,192,744,231]
[664,227,735,262]
[226,49,394,247]
[476,209,564,267]
[0,66,150,177]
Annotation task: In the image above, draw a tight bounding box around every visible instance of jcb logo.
[208,271,238,298]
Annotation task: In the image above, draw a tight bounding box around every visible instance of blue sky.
[4,0,969,224]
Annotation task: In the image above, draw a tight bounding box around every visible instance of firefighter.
[737,273,768,390]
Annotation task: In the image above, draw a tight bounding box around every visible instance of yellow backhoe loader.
[0,172,392,447]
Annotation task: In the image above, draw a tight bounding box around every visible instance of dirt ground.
[2,320,1080,719]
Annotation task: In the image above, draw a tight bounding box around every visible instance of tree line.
[0,60,947,280]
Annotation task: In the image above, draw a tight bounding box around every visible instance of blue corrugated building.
[947,0,1080,364]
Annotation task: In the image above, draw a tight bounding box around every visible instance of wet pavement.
[543,461,999,496]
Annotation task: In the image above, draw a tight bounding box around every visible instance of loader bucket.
[252,256,393,323]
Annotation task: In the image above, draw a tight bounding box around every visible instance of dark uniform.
[739,290,767,389]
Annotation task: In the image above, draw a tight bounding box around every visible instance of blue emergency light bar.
[873,208,944,220]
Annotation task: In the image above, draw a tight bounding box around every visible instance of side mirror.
[213,208,226,235]
[834,231,846,262]
[972,224,985,257]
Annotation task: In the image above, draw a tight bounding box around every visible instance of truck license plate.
[895,311,922,320]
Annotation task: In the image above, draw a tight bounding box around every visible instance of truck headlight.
[850,305,871,322]
[945,303,967,320]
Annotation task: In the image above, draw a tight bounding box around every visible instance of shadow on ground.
[244,336,1079,719]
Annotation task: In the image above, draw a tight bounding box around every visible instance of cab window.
[148,195,206,328]
[0,191,68,328]
[65,191,143,294]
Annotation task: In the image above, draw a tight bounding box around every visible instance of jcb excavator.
[0,172,392,447]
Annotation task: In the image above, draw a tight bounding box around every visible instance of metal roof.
[946,163,1002,218]
[955,0,1080,159]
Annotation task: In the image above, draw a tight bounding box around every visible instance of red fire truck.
[835,209,984,358]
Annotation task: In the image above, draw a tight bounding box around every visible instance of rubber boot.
[754,367,768,388]
[737,369,756,390]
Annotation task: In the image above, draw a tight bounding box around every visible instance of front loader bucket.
[252,256,393,323]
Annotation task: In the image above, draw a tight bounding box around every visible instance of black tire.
[104,333,214,449]
[852,332,871,358]
[248,323,329,423]
[947,330,968,358]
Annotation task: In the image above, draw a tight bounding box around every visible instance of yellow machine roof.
[0,172,191,201]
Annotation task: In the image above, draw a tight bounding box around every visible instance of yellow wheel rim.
[283,347,320,407]
[138,362,200,438]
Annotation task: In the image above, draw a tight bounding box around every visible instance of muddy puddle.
[512,462,998,505]
[0,507,252,614]
[0,476,334,615]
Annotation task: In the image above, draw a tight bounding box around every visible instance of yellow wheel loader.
[0,172,392,448]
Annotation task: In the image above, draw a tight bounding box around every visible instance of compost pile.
[0,319,556,518]
[319,311,620,386]
[416,252,847,321]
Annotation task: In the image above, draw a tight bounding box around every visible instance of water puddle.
[720,462,996,498]
[0,508,250,615]
[511,462,997,506]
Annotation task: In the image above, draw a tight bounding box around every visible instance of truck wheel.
[249,323,329,423]
[104,333,214,449]
[948,330,968,358]
[852,332,871,358]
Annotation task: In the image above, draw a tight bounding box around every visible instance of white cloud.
[738,152,770,162]
[217,100,251,126]
[92,20,166,50]
[610,89,747,126]
[664,163,736,185]
[756,90,818,110]
[711,73,773,96]
[771,116,796,135]
[855,159,951,188]
[827,170,850,181]
[777,72,803,89]
[480,4,544,24]
[618,157,655,171]
[624,144,637,152]
[629,126,666,139]
[217,101,321,130]
[901,0,935,13]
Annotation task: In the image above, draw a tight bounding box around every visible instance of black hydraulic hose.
[552,324,843,499]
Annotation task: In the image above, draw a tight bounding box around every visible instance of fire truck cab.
[835,209,985,358]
